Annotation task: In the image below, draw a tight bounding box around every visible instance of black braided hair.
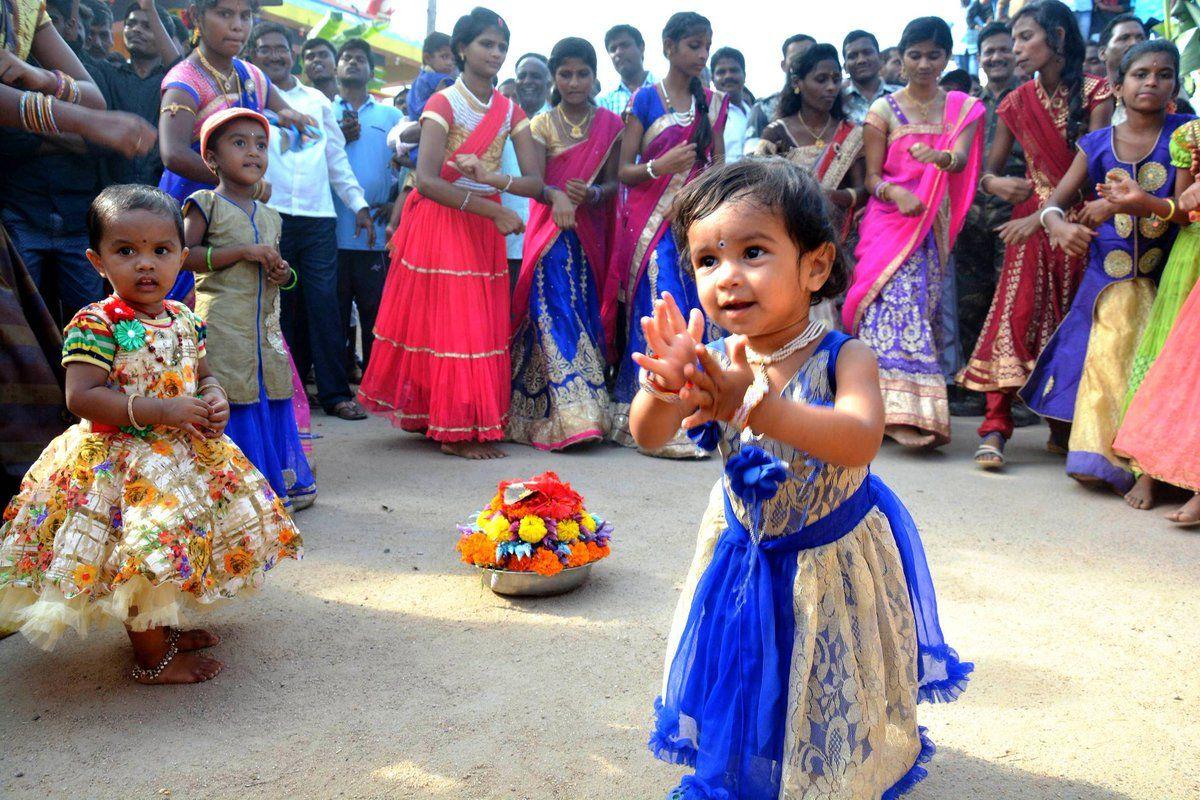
[547,37,597,107]
[662,12,712,164]
[1013,0,1088,148]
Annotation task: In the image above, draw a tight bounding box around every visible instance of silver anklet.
[131,628,181,682]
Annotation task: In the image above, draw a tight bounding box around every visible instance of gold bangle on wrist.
[127,394,147,429]
[1153,198,1177,222]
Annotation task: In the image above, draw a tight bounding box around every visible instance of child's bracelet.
[731,371,769,431]
[205,246,214,272]
[127,394,147,429]
[282,266,298,291]
[638,367,682,405]
[200,382,229,402]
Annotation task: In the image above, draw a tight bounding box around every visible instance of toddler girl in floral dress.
[0,184,301,685]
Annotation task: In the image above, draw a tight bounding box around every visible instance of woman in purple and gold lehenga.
[843,17,984,449]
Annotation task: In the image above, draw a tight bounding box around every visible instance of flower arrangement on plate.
[456,471,613,596]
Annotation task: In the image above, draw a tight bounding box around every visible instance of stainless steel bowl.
[479,563,594,597]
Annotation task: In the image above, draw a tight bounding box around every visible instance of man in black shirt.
[84,0,181,186]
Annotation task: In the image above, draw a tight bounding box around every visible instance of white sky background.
[389,1,968,98]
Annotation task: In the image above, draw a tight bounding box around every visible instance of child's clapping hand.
[631,291,705,392]
[681,337,756,429]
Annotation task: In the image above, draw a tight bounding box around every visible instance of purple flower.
[726,445,788,504]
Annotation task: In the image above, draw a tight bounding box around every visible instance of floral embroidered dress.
[0,296,301,650]
[652,332,970,800]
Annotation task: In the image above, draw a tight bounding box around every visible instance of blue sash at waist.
[722,474,875,555]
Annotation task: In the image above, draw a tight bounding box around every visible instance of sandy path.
[2,416,1197,799]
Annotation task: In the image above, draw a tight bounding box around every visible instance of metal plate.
[479,563,594,597]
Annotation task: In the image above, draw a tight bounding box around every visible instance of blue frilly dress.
[651,331,971,799]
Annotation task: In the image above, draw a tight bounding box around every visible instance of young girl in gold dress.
[0,185,301,685]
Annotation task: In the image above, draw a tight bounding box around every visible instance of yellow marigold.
[517,515,547,544]
[72,563,96,589]
[483,514,512,542]
[223,546,254,577]
[580,513,597,533]
[557,519,581,542]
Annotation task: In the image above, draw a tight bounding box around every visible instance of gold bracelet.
[1153,198,1177,222]
[127,394,147,429]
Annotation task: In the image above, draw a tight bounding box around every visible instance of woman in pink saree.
[610,12,729,456]
[508,38,623,450]
[844,17,984,449]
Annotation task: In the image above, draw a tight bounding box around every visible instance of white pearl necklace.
[746,320,826,367]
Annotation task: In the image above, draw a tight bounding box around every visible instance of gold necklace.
[903,87,937,122]
[796,111,833,148]
[558,105,593,139]
[197,47,237,95]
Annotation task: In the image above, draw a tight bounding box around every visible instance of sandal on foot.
[974,434,1006,469]
[327,400,367,420]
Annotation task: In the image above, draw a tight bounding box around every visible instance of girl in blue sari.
[631,159,970,800]
[157,0,312,302]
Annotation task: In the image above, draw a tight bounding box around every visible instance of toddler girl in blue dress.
[631,158,972,799]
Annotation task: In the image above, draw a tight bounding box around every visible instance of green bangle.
[205,246,213,272]
[282,266,298,291]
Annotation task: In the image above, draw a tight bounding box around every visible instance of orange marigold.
[531,548,563,577]
[585,541,611,561]
[566,542,590,568]
[504,555,532,572]
[456,533,498,567]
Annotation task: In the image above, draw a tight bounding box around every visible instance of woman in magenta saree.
[508,39,623,451]
[844,18,983,449]
[610,12,729,457]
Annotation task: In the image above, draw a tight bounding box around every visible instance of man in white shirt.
[502,53,551,276]
[250,22,373,420]
[710,47,752,161]
[599,24,655,115]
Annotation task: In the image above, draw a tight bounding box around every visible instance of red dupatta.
[512,108,624,339]
[437,89,513,185]
[843,90,985,331]
[604,88,730,346]
[997,79,1076,195]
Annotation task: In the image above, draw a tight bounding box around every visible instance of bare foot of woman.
[1124,475,1157,510]
[886,425,937,449]
[128,627,223,685]
[440,441,507,459]
[1166,493,1200,527]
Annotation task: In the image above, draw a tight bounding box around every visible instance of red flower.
[497,471,583,521]
[102,296,137,322]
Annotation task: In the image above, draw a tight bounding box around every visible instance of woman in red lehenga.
[958,0,1113,468]
[357,8,542,459]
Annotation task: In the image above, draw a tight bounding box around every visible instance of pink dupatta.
[604,88,730,344]
[842,90,984,331]
[512,108,624,339]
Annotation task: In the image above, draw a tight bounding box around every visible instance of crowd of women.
[2,0,1198,526]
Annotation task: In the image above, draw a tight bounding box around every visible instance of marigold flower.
[505,555,532,572]
[566,542,590,568]
[517,515,547,544]
[556,519,580,542]
[580,513,597,533]
[484,513,512,542]
[531,548,563,576]
[585,541,611,561]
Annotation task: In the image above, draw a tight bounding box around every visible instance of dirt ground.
[2,415,1198,800]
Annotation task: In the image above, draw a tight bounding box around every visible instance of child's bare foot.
[169,627,221,651]
[886,425,937,449]
[128,628,223,685]
[1166,493,1200,527]
[1124,475,1157,510]
[133,650,224,685]
[440,441,507,459]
